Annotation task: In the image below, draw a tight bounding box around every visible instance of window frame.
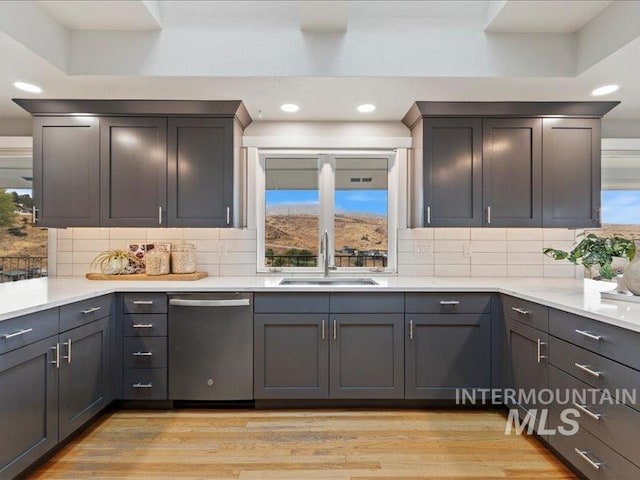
[256,149,398,274]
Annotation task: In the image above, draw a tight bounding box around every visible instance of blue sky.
[601,190,640,224]
[266,190,388,215]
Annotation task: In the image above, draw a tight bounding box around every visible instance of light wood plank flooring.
[30,409,577,479]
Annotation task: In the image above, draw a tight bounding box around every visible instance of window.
[601,190,640,225]
[258,152,396,272]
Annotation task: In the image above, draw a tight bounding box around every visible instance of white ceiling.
[0,0,639,124]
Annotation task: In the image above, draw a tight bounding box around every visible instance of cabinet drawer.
[550,365,640,468]
[123,369,167,400]
[0,309,58,355]
[123,293,167,314]
[405,293,491,314]
[123,314,167,337]
[124,337,167,368]
[502,295,549,332]
[550,309,640,371]
[549,409,640,480]
[330,293,404,313]
[549,336,640,412]
[60,295,112,332]
[254,293,329,313]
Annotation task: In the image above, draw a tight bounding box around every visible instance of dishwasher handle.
[169,298,251,307]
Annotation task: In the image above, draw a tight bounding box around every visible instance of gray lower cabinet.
[254,314,329,399]
[329,314,404,399]
[100,117,168,227]
[504,317,548,421]
[32,116,100,227]
[405,313,490,399]
[58,316,111,441]
[542,118,601,228]
[0,336,58,480]
[482,118,542,227]
[168,117,234,227]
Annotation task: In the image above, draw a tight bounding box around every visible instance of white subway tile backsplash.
[189,240,219,252]
[397,240,415,253]
[57,228,73,239]
[57,239,73,252]
[72,251,100,264]
[220,264,256,276]
[196,252,220,264]
[434,252,469,265]
[471,228,507,241]
[110,228,147,240]
[71,228,109,240]
[398,252,433,265]
[56,264,73,276]
[507,228,543,241]
[72,239,109,252]
[507,252,543,265]
[435,264,471,277]
[508,265,544,277]
[543,229,577,241]
[544,264,577,278]
[199,264,221,276]
[434,227,470,241]
[471,265,507,277]
[221,252,256,265]
[219,229,257,240]
[470,240,507,253]
[471,252,507,265]
[506,241,543,253]
[109,239,131,251]
[57,252,72,264]
[434,240,467,253]
[183,228,220,240]
[398,228,434,240]
[146,228,184,241]
[72,263,91,277]
[398,263,434,276]
[227,239,258,252]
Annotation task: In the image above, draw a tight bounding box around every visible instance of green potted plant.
[543,233,636,280]
[90,249,142,275]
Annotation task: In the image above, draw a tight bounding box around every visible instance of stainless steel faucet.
[321,230,336,277]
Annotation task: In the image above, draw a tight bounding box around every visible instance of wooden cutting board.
[85,272,208,281]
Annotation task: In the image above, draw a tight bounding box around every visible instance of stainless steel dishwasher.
[168,292,253,401]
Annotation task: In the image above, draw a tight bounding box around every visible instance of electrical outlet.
[219,241,228,256]
[414,242,432,255]
[463,242,472,258]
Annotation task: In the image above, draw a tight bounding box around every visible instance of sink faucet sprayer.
[321,230,336,277]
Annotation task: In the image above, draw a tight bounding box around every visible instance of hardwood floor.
[30,409,576,479]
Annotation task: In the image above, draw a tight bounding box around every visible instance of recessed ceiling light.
[280,103,300,113]
[357,103,376,113]
[13,81,42,94]
[591,84,619,96]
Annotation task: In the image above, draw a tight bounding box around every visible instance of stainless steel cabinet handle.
[575,329,602,341]
[226,207,231,225]
[63,339,72,364]
[537,339,547,363]
[132,351,153,357]
[487,206,491,224]
[333,319,337,340]
[158,206,163,225]
[2,327,33,339]
[132,323,154,329]
[572,403,603,421]
[511,307,530,315]
[575,362,602,378]
[440,300,460,306]
[32,206,38,224]
[321,320,325,340]
[169,298,250,307]
[81,306,101,315]
[51,344,60,369]
[574,449,603,470]
[133,383,153,388]
[132,300,154,305]
[426,206,431,225]
[409,320,414,340]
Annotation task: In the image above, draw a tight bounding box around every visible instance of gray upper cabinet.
[32,116,100,227]
[422,118,483,227]
[100,117,168,227]
[542,118,601,228]
[483,118,542,227]
[168,118,233,227]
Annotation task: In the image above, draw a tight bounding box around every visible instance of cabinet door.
[100,117,167,227]
[543,118,601,228]
[483,118,542,227]
[423,118,482,226]
[254,314,329,399]
[505,317,548,431]
[330,314,404,399]
[168,118,234,227]
[58,317,110,441]
[32,116,99,227]
[405,314,490,400]
[0,336,58,479]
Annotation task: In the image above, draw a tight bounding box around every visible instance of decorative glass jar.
[171,243,197,274]
[145,244,170,276]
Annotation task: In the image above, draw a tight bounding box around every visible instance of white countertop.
[1,276,638,333]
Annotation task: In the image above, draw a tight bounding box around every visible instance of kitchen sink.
[279,277,378,286]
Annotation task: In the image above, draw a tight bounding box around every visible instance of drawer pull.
[50,344,60,369]
[81,307,101,315]
[2,327,33,339]
[132,300,154,305]
[63,339,72,364]
[132,351,153,357]
[409,320,413,340]
[132,383,153,388]
[574,362,602,378]
[572,403,603,421]
[575,329,603,341]
[440,300,460,306]
[537,339,547,363]
[574,449,603,470]
[132,323,154,329]
[511,307,530,315]
[321,320,325,340]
